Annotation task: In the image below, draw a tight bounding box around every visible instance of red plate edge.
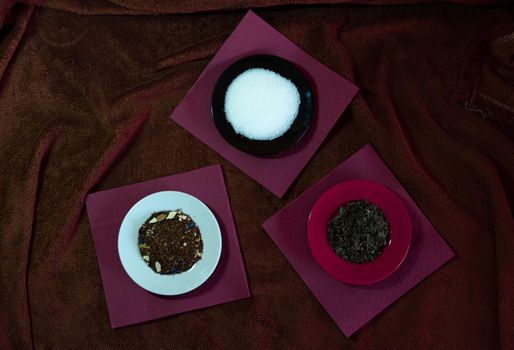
[307,179,412,285]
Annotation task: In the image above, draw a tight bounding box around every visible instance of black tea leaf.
[327,200,390,264]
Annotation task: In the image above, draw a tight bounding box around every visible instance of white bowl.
[118,191,222,295]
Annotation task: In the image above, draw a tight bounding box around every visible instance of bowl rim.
[211,54,314,156]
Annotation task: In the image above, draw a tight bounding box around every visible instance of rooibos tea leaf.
[327,200,390,264]
[138,209,203,274]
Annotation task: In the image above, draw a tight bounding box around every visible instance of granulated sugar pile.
[224,68,301,141]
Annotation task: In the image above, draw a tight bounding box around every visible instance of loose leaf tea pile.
[138,209,203,274]
[327,200,390,264]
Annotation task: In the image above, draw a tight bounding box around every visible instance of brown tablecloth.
[1,1,513,349]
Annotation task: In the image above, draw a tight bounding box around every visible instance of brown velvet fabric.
[1,1,513,349]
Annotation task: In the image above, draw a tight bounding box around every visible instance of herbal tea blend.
[327,200,390,264]
[224,68,300,141]
[138,209,203,274]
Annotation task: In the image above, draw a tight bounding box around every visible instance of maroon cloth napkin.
[262,144,454,336]
[85,165,249,328]
[170,11,358,197]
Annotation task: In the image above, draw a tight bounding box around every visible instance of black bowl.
[211,54,313,156]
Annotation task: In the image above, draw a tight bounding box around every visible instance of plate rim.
[117,190,222,296]
[307,179,412,285]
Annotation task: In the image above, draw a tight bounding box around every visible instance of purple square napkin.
[85,165,250,328]
[170,11,358,198]
[262,144,454,336]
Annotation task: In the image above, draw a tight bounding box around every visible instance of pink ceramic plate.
[307,180,412,285]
